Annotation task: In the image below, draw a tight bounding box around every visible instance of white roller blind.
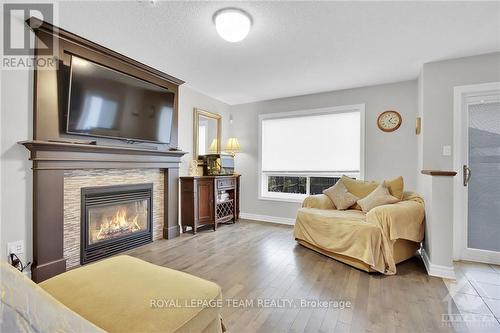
[261,111,361,172]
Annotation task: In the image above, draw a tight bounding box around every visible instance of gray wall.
[177,85,230,176]
[421,52,500,170]
[231,80,418,220]
[0,66,33,265]
[418,52,500,270]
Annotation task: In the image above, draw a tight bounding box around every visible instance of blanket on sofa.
[294,192,425,274]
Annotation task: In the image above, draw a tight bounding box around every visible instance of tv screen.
[67,56,174,144]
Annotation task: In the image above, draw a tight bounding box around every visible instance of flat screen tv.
[67,56,174,144]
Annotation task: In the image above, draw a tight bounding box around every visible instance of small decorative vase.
[188,159,199,176]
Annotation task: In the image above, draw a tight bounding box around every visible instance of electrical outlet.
[7,240,24,255]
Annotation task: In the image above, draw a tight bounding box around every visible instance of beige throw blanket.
[294,192,425,274]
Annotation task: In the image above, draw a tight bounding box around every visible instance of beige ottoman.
[40,255,223,333]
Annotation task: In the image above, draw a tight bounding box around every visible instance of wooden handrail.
[421,170,457,176]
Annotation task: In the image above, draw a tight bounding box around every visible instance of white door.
[454,82,500,264]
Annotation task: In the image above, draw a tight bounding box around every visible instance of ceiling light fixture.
[214,8,252,43]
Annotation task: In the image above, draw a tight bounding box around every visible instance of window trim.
[258,104,365,203]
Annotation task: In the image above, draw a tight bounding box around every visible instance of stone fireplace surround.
[21,140,186,282]
[64,169,164,268]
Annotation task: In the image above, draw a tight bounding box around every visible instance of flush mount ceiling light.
[214,8,252,42]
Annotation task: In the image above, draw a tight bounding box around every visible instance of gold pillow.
[385,176,404,200]
[357,183,400,212]
[341,175,378,198]
[323,181,359,210]
[341,176,404,209]
[341,175,378,210]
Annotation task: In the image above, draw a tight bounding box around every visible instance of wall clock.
[377,110,402,132]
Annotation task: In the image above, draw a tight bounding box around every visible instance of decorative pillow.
[341,175,379,198]
[385,176,404,200]
[323,181,359,210]
[341,175,378,210]
[356,182,400,212]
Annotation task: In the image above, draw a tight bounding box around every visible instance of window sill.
[258,195,305,204]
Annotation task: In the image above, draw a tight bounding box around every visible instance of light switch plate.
[7,240,24,255]
[442,145,452,156]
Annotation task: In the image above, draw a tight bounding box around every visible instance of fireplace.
[81,183,153,264]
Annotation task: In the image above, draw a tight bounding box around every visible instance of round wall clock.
[377,110,402,132]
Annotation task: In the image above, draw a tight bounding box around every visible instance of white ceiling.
[58,1,500,105]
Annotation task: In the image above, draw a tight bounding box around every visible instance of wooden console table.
[180,175,240,234]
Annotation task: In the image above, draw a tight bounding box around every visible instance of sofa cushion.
[302,194,336,210]
[294,207,387,271]
[323,180,359,210]
[40,255,222,333]
[357,183,400,212]
[297,207,367,224]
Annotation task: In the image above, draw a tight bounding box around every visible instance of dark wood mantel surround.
[20,18,187,282]
[21,140,186,170]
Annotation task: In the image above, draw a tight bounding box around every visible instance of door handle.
[463,165,472,186]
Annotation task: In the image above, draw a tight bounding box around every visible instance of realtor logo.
[2,3,57,69]
[3,3,53,55]
[441,280,497,329]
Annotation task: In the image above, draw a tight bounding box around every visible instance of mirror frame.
[193,108,222,162]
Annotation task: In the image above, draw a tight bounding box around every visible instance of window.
[259,104,364,202]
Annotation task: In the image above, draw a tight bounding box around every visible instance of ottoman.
[40,255,223,333]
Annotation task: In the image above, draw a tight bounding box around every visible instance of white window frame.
[258,104,365,203]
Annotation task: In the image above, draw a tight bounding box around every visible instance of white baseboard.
[421,248,456,280]
[240,213,295,226]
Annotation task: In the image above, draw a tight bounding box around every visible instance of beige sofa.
[294,192,425,275]
[1,256,223,333]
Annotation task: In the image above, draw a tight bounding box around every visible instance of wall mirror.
[193,108,221,161]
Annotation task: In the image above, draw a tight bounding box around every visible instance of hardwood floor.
[128,220,465,333]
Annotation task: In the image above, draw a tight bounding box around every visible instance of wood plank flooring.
[127,220,464,333]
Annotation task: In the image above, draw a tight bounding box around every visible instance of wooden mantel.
[20,140,187,170]
[20,140,187,282]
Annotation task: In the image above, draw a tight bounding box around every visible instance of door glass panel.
[87,199,148,245]
[467,101,500,251]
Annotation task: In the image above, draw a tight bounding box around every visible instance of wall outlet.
[7,240,24,255]
[442,145,452,156]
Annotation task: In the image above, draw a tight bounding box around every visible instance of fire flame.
[95,208,141,240]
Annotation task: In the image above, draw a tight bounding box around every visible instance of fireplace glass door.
[81,183,153,264]
[87,199,149,245]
